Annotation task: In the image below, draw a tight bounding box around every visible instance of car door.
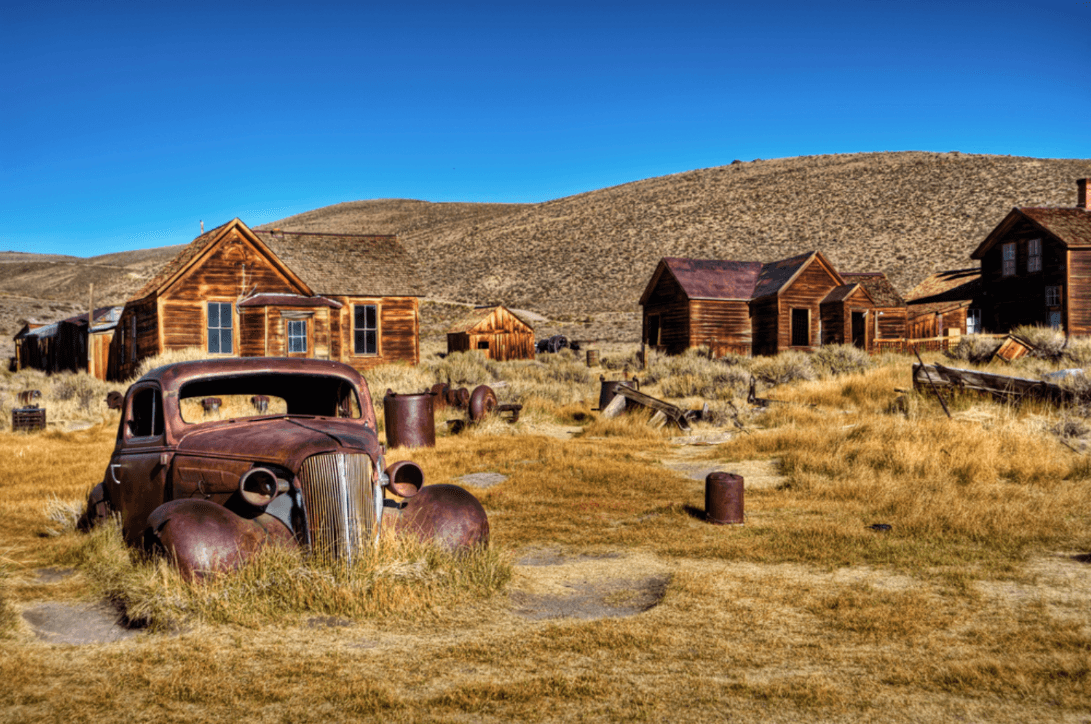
[111,383,170,546]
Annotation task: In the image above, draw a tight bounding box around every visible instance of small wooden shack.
[819,284,877,348]
[14,306,123,378]
[447,305,535,361]
[906,268,983,338]
[840,272,907,340]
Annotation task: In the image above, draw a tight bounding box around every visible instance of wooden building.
[14,306,123,378]
[111,218,422,380]
[640,252,877,357]
[841,272,907,340]
[446,305,535,361]
[968,178,1091,336]
[905,268,983,338]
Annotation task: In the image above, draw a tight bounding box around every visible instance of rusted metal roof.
[238,293,343,309]
[906,268,981,304]
[657,258,764,300]
[841,272,905,307]
[972,207,1091,259]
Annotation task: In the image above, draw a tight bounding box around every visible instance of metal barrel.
[383,390,436,449]
[705,472,744,525]
[586,349,600,367]
[598,378,637,411]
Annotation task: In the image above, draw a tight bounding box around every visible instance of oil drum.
[705,472,744,525]
[383,390,436,449]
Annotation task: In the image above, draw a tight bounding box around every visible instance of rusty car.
[79,358,489,579]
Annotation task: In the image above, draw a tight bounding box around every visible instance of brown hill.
[264,152,1090,320]
[3,152,1089,357]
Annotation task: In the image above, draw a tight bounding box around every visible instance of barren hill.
[264,152,1090,319]
[3,152,1089,357]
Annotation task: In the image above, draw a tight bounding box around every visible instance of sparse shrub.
[423,351,504,386]
[945,334,1002,364]
[1062,337,1091,367]
[1012,325,1067,361]
[811,344,872,377]
[1047,415,1089,440]
[749,351,815,386]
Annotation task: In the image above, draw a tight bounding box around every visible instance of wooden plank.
[912,363,1072,403]
[613,386,692,431]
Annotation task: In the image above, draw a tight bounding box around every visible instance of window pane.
[208,303,219,328]
[221,328,232,354]
[208,332,220,354]
[365,330,376,353]
[354,306,366,328]
[366,305,377,329]
[354,330,366,354]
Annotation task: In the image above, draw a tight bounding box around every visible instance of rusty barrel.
[383,390,436,449]
[586,349,600,368]
[598,378,638,411]
[705,472,744,525]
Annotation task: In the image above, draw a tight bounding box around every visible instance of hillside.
[3,152,1089,357]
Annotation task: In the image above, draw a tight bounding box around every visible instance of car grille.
[298,452,376,564]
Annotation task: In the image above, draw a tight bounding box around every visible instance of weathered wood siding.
[114,297,160,380]
[642,271,690,355]
[239,308,266,357]
[820,287,874,348]
[688,299,751,356]
[874,307,907,339]
[1067,248,1091,336]
[776,261,842,352]
[88,331,112,380]
[979,218,1066,333]
[329,296,420,371]
[447,307,535,361]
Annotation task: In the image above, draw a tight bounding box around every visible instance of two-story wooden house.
[111,218,422,380]
[640,251,878,357]
[969,178,1091,335]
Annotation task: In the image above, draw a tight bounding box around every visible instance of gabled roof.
[906,268,982,304]
[253,229,423,297]
[821,283,875,305]
[447,305,533,334]
[130,219,309,301]
[640,258,763,304]
[971,207,1091,259]
[840,272,905,307]
[752,251,842,299]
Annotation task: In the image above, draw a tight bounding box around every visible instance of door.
[112,384,170,546]
[851,312,867,348]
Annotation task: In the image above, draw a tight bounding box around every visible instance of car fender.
[393,484,489,551]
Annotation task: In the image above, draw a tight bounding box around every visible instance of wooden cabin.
[110,219,422,380]
[446,305,535,361]
[14,306,123,378]
[640,252,876,357]
[968,178,1091,336]
[841,272,907,340]
[905,268,983,338]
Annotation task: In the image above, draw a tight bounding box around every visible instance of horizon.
[2,0,1089,257]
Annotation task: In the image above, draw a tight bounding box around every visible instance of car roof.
[138,358,368,392]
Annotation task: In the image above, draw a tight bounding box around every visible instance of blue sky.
[2,0,1088,256]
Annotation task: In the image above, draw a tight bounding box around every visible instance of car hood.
[174,417,381,471]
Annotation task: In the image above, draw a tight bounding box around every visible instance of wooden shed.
[906,268,983,338]
[447,305,535,361]
[110,218,423,380]
[840,272,907,340]
[14,306,123,378]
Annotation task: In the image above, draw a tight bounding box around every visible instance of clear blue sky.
[2,0,1088,257]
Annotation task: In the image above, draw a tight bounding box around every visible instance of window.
[966,309,981,335]
[287,320,307,354]
[353,304,378,355]
[1049,311,1063,329]
[207,302,233,354]
[1027,238,1042,272]
[791,309,810,347]
[127,387,164,438]
[1045,286,1061,307]
[1002,242,1016,277]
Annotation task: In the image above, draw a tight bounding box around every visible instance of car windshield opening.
[178,373,362,424]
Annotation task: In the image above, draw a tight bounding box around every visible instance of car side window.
[127,386,164,439]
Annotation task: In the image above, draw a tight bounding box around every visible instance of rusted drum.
[586,349,600,367]
[383,390,436,449]
[468,385,498,422]
[394,484,489,550]
[598,377,638,411]
[430,383,449,410]
[705,472,744,525]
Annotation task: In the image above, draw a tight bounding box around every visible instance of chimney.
[1079,179,1088,210]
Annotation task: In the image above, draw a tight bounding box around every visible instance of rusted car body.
[81,358,488,579]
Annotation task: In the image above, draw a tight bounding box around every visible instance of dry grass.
[3,351,1091,721]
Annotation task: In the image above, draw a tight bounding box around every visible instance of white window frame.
[353,303,379,356]
[1002,242,1016,277]
[287,319,307,354]
[966,308,981,335]
[1027,238,1042,273]
[207,301,233,355]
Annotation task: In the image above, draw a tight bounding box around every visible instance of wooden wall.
[642,272,691,355]
[874,307,907,339]
[978,219,1066,334]
[750,297,780,356]
[113,297,159,380]
[88,330,112,380]
[688,299,751,357]
[819,287,874,348]
[329,296,420,371]
[1067,248,1091,336]
[774,261,842,352]
[447,307,535,361]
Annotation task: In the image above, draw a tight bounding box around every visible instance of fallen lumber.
[611,385,694,432]
[912,363,1074,404]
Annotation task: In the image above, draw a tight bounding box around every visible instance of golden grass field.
[2,344,1091,722]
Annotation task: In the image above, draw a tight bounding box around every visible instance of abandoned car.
[80,358,489,578]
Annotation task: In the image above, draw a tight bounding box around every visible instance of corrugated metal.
[298,452,375,564]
